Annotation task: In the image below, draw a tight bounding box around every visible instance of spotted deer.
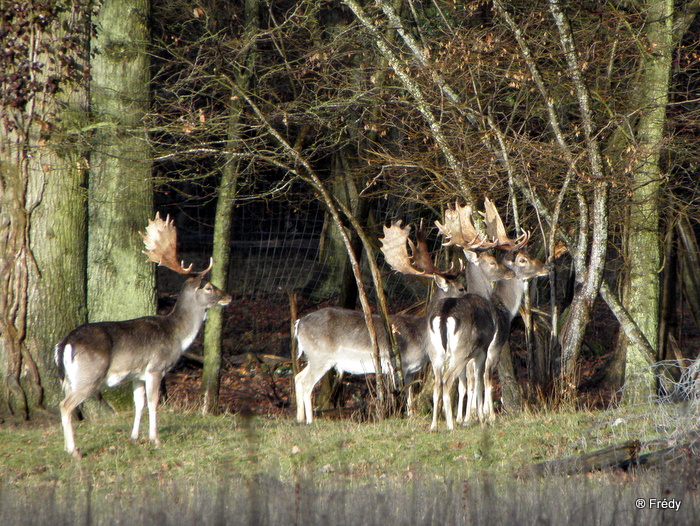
[424,201,517,430]
[54,214,231,458]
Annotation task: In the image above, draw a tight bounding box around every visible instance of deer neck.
[465,261,494,301]
[493,278,526,321]
[166,294,209,352]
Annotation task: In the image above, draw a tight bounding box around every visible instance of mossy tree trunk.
[0,3,91,417]
[88,0,155,326]
[620,0,675,403]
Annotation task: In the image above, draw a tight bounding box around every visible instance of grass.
[0,400,687,484]
[0,406,603,484]
[1,402,698,524]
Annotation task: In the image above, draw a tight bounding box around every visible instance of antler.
[141,213,212,275]
[380,220,456,277]
[482,197,530,250]
[435,200,498,251]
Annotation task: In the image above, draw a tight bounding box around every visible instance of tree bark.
[201,0,258,414]
[620,0,674,403]
[88,0,155,327]
[200,165,237,414]
[0,3,91,417]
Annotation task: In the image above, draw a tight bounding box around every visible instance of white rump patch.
[294,320,304,359]
[445,317,458,356]
[61,344,79,389]
[429,317,446,367]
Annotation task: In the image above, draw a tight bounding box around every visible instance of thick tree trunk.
[0,4,90,417]
[88,0,154,323]
[27,151,88,412]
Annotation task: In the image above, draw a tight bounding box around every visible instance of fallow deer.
[426,201,520,430]
[54,213,231,458]
[294,220,467,424]
[439,198,548,424]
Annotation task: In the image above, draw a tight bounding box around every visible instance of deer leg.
[144,372,163,445]
[60,390,86,459]
[471,353,486,423]
[464,359,478,425]
[404,372,415,418]
[483,355,496,423]
[430,363,443,431]
[456,366,467,425]
[131,379,146,440]
[58,348,105,458]
[295,363,331,424]
[443,366,462,431]
[428,318,446,431]
[294,367,310,423]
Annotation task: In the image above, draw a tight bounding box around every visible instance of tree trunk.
[0,4,91,417]
[559,185,609,397]
[88,0,155,325]
[200,168,237,414]
[27,154,88,412]
[496,341,523,414]
[201,82,240,413]
[201,0,261,415]
[620,0,673,403]
[677,217,700,332]
[310,169,359,302]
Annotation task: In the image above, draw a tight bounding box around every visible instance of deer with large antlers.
[438,198,548,425]
[294,220,470,424]
[426,201,521,430]
[54,213,231,458]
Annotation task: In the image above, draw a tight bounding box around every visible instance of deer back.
[296,308,430,376]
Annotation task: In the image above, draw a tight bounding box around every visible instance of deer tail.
[54,342,71,382]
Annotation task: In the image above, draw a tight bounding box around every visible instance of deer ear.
[462,249,479,264]
[433,274,449,292]
[502,251,517,265]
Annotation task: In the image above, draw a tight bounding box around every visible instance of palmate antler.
[435,201,497,251]
[436,198,530,252]
[482,197,530,251]
[380,220,459,277]
[140,213,213,275]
